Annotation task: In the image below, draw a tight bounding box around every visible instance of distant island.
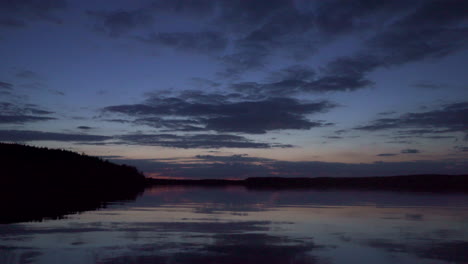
[1,143,467,223]
[147,175,468,192]
[0,143,146,223]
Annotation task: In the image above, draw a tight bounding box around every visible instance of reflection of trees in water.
[0,246,41,264]
[1,220,325,264]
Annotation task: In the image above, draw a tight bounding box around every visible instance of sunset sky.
[1,0,467,178]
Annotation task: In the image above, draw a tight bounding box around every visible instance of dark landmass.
[147,175,468,192]
[0,143,146,224]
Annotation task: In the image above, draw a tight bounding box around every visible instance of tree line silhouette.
[0,143,146,223]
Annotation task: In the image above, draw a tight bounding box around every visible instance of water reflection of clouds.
[405,213,424,221]
[1,188,468,264]
[0,221,273,237]
[0,247,41,264]
[99,233,327,264]
[364,238,468,263]
[138,186,468,211]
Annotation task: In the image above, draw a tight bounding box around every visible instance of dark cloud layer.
[117,133,292,149]
[401,149,420,154]
[88,0,468,83]
[0,115,55,124]
[112,154,468,179]
[454,146,468,152]
[232,56,377,96]
[356,102,468,139]
[139,31,228,54]
[2,0,466,174]
[0,130,290,149]
[229,0,468,85]
[0,0,67,28]
[368,0,468,64]
[0,130,111,142]
[377,153,397,157]
[0,102,55,124]
[103,92,335,134]
[0,81,13,90]
[87,9,153,37]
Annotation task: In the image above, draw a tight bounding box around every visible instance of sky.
[1,0,467,178]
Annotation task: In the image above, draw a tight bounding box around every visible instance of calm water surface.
[1,186,468,264]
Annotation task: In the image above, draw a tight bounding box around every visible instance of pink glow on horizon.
[144,173,190,180]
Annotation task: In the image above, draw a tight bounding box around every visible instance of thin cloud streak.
[0,130,292,149]
[111,154,468,179]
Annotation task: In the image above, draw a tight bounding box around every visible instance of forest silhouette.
[0,143,146,223]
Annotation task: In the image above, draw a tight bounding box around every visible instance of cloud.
[134,118,205,132]
[211,1,404,77]
[85,0,468,82]
[77,126,92,130]
[24,107,53,115]
[315,1,468,73]
[370,28,468,66]
[0,130,112,142]
[80,2,318,77]
[401,149,420,154]
[139,31,228,54]
[16,70,40,79]
[324,136,342,139]
[232,0,468,91]
[378,111,397,116]
[231,56,377,96]
[271,160,468,178]
[454,146,468,152]
[88,4,227,52]
[0,115,56,124]
[190,78,221,88]
[0,17,26,27]
[217,49,269,79]
[103,91,336,134]
[421,136,456,140]
[87,9,153,37]
[377,153,397,157]
[0,102,55,124]
[331,1,468,73]
[117,133,292,149]
[0,81,13,90]
[374,0,468,63]
[0,0,67,28]
[195,154,272,163]
[356,102,468,139]
[235,0,466,75]
[413,82,445,90]
[218,6,316,77]
[112,155,274,179]
[103,118,131,124]
[269,65,315,81]
[112,154,468,179]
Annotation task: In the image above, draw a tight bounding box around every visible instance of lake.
[1,186,468,264]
